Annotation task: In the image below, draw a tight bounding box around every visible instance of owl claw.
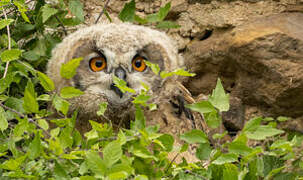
[171,96,196,129]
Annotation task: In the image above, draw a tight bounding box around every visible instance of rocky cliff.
[81,0,303,133]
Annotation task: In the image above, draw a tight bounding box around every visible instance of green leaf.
[134,15,148,24]
[146,14,160,23]
[54,160,69,179]
[13,1,30,23]
[157,134,174,151]
[158,2,171,21]
[0,95,8,101]
[37,71,55,92]
[277,116,289,122]
[13,118,28,137]
[185,101,215,114]
[79,162,89,175]
[145,60,160,75]
[243,117,262,132]
[28,131,42,159]
[196,143,212,160]
[0,19,14,30]
[228,140,252,156]
[117,130,127,145]
[209,78,229,112]
[108,171,128,180]
[186,101,221,129]
[23,80,39,113]
[68,0,84,22]
[212,131,228,140]
[263,155,284,177]
[223,164,238,180]
[131,146,158,161]
[104,9,113,23]
[86,151,106,177]
[97,102,107,116]
[0,49,22,62]
[180,129,208,144]
[156,21,181,29]
[4,97,25,114]
[245,125,284,140]
[0,73,14,94]
[0,1,9,7]
[265,166,285,180]
[160,68,195,78]
[59,127,73,149]
[0,106,8,131]
[204,111,221,129]
[53,95,70,115]
[37,94,51,101]
[145,2,171,23]
[134,105,145,129]
[41,5,58,23]
[22,50,40,61]
[212,153,238,165]
[134,175,149,180]
[50,127,60,138]
[103,141,122,168]
[0,156,25,171]
[60,57,83,79]
[113,76,136,94]
[257,156,264,177]
[118,0,136,22]
[37,119,49,131]
[60,86,84,98]
[132,93,151,105]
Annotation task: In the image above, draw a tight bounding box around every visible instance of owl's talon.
[170,96,196,129]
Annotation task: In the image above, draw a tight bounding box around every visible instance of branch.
[0,102,51,137]
[95,0,111,24]
[0,0,34,18]
[1,7,11,79]
[54,15,67,36]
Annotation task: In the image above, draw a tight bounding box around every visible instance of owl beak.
[110,83,124,98]
[110,67,127,98]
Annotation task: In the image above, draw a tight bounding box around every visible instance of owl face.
[47,23,183,111]
[73,44,163,106]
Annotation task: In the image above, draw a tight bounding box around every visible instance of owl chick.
[47,23,204,155]
[47,23,204,162]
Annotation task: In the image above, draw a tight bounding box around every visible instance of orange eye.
[132,56,146,72]
[89,57,106,72]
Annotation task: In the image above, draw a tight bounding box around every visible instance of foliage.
[119,0,180,29]
[0,0,302,179]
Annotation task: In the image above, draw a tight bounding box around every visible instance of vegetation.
[0,0,302,179]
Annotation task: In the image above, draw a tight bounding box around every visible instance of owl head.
[47,23,184,119]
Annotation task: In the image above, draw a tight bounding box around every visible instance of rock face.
[184,12,303,132]
[80,0,303,132]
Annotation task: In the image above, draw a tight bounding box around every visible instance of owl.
[47,23,204,162]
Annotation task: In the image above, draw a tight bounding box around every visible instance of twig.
[97,133,140,143]
[0,0,34,18]
[165,153,180,173]
[2,7,11,79]
[54,15,67,36]
[95,0,111,24]
[184,170,208,180]
[0,102,51,136]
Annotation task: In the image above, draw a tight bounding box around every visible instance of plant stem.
[2,7,11,79]
[95,0,111,24]
[0,102,51,136]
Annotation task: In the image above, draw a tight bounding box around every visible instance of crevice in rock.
[199,29,213,41]
[178,47,187,53]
